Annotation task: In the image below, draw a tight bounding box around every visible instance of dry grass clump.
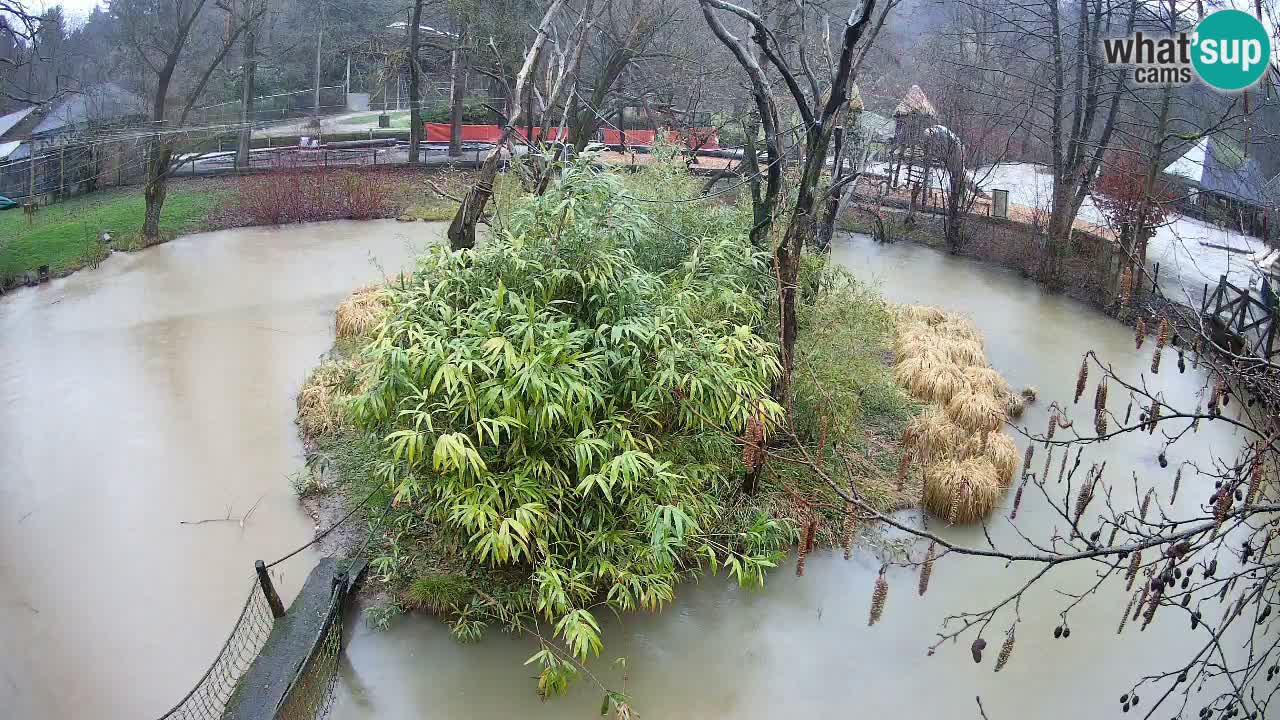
[896,305,949,326]
[963,366,1011,397]
[983,432,1019,487]
[944,339,988,367]
[297,360,349,436]
[335,285,389,339]
[906,408,966,463]
[946,389,1005,433]
[895,358,968,404]
[892,303,1022,523]
[921,458,1004,524]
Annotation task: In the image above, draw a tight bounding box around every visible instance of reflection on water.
[0,220,433,719]
[332,232,1249,719]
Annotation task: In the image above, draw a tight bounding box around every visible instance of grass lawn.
[0,187,224,282]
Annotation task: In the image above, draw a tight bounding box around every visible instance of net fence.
[155,576,278,720]
[155,566,353,720]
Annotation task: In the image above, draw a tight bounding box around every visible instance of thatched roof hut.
[894,85,937,119]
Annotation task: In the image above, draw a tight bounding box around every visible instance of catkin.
[918,542,937,596]
[1247,446,1264,506]
[1139,489,1153,522]
[1094,376,1109,412]
[947,481,965,525]
[1171,466,1182,503]
[868,568,889,626]
[994,627,1016,672]
[1118,589,1139,634]
[841,503,857,560]
[1125,551,1142,591]
[1147,402,1161,433]
[1141,582,1164,630]
[1041,445,1054,486]
[1156,318,1169,349]
[1151,346,1163,374]
[1021,445,1035,479]
[796,517,816,577]
[1214,489,1231,532]
[1010,479,1026,520]
[1135,317,1147,349]
[1074,479,1094,525]
[1045,413,1058,446]
[1118,266,1135,307]
[1074,357,1089,404]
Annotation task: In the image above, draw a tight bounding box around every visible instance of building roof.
[0,140,22,159]
[894,85,937,118]
[30,83,145,136]
[0,106,36,140]
[1164,137,1269,208]
[857,111,894,142]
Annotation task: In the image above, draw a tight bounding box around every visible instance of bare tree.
[115,0,266,244]
[699,0,891,426]
[406,0,425,163]
[446,0,569,250]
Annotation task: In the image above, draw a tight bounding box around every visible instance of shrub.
[233,169,393,226]
[349,159,791,692]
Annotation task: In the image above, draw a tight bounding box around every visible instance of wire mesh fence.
[275,589,346,720]
[155,576,277,720]
[154,563,355,720]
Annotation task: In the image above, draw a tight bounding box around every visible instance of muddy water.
[0,220,434,719]
[333,232,1250,719]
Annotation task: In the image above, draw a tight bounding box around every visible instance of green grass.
[0,187,224,282]
[341,111,411,127]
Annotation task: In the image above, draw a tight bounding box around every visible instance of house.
[0,83,147,203]
[1163,136,1271,237]
[0,83,146,160]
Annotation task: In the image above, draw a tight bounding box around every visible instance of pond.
[0,219,432,719]
[0,222,1245,718]
[333,231,1248,719]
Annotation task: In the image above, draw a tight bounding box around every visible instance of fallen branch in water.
[179,495,264,528]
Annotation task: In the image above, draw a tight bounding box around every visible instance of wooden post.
[256,560,287,619]
[27,149,36,206]
[58,146,65,198]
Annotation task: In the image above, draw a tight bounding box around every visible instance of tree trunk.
[1041,181,1076,289]
[407,1,423,164]
[237,27,256,170]
[447,0,566,249]
[815,125,847,253]
[448,27,468,157]
[142,141,172,245]
[448,149,497,250]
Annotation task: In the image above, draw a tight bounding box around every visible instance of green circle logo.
[1192,9,1271,91]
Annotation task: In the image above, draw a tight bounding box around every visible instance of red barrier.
[423,123,569,144]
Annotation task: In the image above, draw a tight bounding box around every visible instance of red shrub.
[1093,152,1177,233]
[233,169,392,226]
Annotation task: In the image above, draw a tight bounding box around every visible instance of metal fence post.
[256,560,287,619]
